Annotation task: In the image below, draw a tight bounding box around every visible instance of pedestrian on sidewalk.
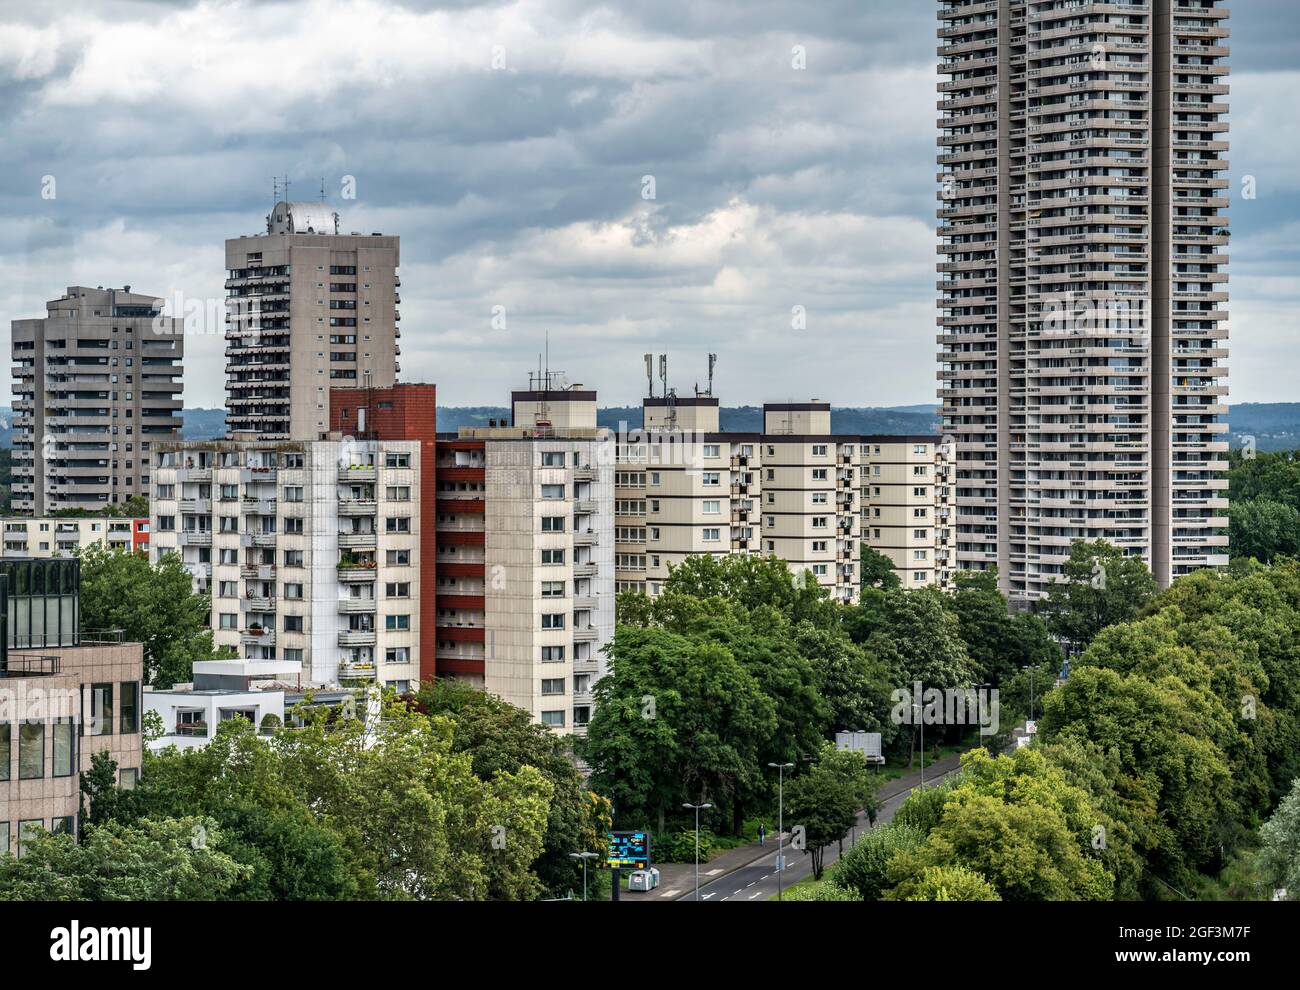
[759,823,766,846]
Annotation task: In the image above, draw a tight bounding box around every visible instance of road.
[679,765,961,902]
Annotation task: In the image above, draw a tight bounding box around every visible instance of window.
[120,768,139,790]
[542,646,565,662]
[703,500,720,514]
[385,486,410,501]
[385,582,411,598]
[813,564,828,576]
[914,550,928,561]
[284,517,304,534]
[812,492,828,505]
[541,678,565,696]
[541,451,565,467]
[284,583,304,600]
[541,484,565,499]
[284,615,304,632]
[52,817,74,837]
[812,517,828,529]
[385,452,410,468]
[218,581,237,597]
[284,549,304,567]
[386,516,411,533]
[0,824,7,856]
[0,724,8,781]
[702,472,720,486]
[386,549,411,566]
[812,468,828,481]
[541,581,565,598]
[120,682,139,734]
[703,528,721,542]
[573,707,591,727]
[283,486,304,502]
[219,613,238,629]
[51,719,75,778]
[541,711,565,728]
[284,649,304,665]
[703,444,720,458]
[90,684,114,736]
[541,549,565,565]
[812,444,827,456]
[19,724,44,778]
[541,613,565,630]
[386,647,410,664]
[385,614,411,631]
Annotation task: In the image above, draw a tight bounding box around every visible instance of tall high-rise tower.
[937,0,1230,602]
[224,201,401,440]
[11,286,184,514]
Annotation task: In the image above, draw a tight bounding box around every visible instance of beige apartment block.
[149,437,422,692]
[225,202,400,440]
[10,286,184,514]
[614,394,953,601]
[436,383,615,736]
[1,516,146,559]
[937,0,1230,602]
[859,437,955,589]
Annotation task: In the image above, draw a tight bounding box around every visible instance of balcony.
[338,531,377,549]
[339,465,377,482]
[240,564,276,580]
[573,531,598,547]
[338,499,377,516]
[338,661,377,680]
[573,627,599,643]
[574,467,598,482]
[338,629,376,647]
[338,597,377,614]
[179,530,212,547]
[241,629,276,647]
[574,499,597,514]
[241,596,276,612]
[178,498,211,514]
[573,562,597,578]
[337,565,378,582]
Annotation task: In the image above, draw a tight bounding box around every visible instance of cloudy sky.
[1,0,1296,410]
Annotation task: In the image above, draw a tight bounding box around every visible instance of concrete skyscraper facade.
[937,0,1230,602]
[10,286,184,515]
[224,201,401,441]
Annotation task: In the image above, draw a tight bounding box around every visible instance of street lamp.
[912,702,925,791]
[1023,664,1036,723]
[682,803,713,901]
[568,851,598,901]
[768,762,795,900]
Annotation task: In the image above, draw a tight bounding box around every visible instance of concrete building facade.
[224,202,401,440]
[149,436,424,692]
[0,558,144,852]
[937,0,1230,602]
[10,286,184,515]
[1,516,148,559]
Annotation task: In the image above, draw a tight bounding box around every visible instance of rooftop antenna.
[644,353,654,398]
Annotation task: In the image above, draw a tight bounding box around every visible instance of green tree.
[895,864,1001,901]
[885,749,1115,901]
[581,627,776,835]
[1041,539,1157,650]
[859,544,901,591]
[783,744,875,878]
[1228,497,1300,563]
[949,568,1062,686]
[1257,777,1300,899]
[415,679,612,898]
[77,543,227,686]
[831,822,926,900]
[0,817,245,901]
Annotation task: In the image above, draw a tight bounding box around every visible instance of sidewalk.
[630,750,967,901]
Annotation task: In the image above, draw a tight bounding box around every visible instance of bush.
[658,827,716,863]
[892,777,957,836]
[831,823,926,900]
[784,878,858,901]
[892,864,1000,901]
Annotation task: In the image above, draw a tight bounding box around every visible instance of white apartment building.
[614,395,953,601]
[149,436,423,692]
[1,516,148,559]
[435,381,615,736]
[938,0,1230,601]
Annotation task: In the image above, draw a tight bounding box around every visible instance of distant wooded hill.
[0,403,1296,451]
